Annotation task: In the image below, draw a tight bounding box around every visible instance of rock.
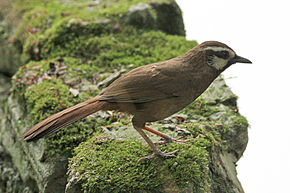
[1,95,68,193]
[164,113,188,124]
[0,1,22,76]
[97,68,126,89]
[69,88,79,97]
[203,76,238,106]
[65,169,82,193]
[149,0,185,36]
[0,146,33,193]
[126,3,155,29]
[0,74,10,98]
[0,0,248,192]
[176,127,191,136]
[125,0,185,36]
[162,123,176,131]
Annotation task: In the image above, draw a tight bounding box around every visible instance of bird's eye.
[216,51,229,59]
[222,51,229,57]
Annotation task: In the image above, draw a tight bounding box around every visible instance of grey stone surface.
[125,0,185,36]
[0,2,22,76]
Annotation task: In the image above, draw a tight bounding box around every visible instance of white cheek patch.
[204,46,235,70]
[211,56,228,70]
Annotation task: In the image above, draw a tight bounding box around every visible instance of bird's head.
[199,41,252,71]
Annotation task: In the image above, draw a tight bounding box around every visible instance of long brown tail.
[20,96,106,141]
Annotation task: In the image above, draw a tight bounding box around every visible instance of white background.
[176,1,290,193]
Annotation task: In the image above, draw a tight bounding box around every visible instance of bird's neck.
[182,51,220,98]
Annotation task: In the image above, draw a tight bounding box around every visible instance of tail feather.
[20,96,105,141]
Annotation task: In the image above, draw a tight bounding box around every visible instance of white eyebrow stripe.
[203,46,232,52]
[203,46,236,59]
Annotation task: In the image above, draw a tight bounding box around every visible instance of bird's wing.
[99,61,188,103]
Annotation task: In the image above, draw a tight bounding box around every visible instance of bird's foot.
[137,149,179,163]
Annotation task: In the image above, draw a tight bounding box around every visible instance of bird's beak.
[230,55,252,64]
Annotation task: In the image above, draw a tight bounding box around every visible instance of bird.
[20,41,252,162]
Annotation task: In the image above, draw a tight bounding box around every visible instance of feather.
[20,96,105,141]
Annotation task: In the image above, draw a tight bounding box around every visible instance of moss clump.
[13,0,152,42]
[69,135,212,192]
[26,24,196,68]
[22,77,117,157]
[181,98,221,119]
[13,0,187,63]
[24,79,77,125]
[230,115,248,132]
[181,91,247,131]
[66,28,195,68]
[44,117,107,158]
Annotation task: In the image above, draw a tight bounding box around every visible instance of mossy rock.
[67,135,211,193]
[12,28,197,159]
[0,0,248,192]
[0,3,22,76]
[65,75,248,192]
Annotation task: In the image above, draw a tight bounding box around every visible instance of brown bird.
[20,41,251,161]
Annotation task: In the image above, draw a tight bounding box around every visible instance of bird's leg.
[142,126,174,143]
[142,126,193,144]
[133,126,179,163]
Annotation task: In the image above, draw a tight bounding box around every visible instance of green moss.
[44,117,108,158]
[12,60,47,93]
[22,78,113,157]
[12,57,101,98]
[13,0,188,63]
[181,97,220,119]
[93,0,152,17]
[24,79,78,156]
[9,0,248,191]
[179,90,249,151]
[69,134,212,192]
[230,115,248,132]
[13,0,153,49]
[74,29,195,69]
[24,79,77,125]
[25,24,196,68]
